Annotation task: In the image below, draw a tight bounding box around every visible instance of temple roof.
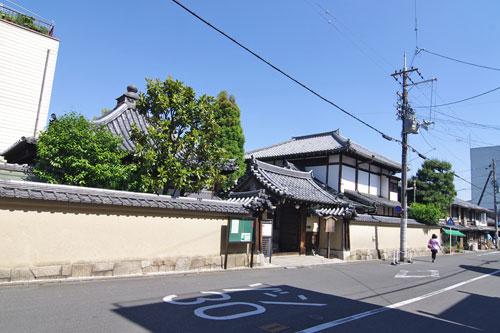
[343,189,401,208]
[90,86,149,152]
[231,158,355,216]
[245,129,401,171]
[452,197,492,213]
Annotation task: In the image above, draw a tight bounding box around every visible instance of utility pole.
[493,158,498,249]
[391,53,436,262]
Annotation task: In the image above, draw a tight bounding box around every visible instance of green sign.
[228,219,254,243]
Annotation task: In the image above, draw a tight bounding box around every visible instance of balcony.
[0,5,54,36]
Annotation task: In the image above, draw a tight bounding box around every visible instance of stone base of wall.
[0,254,256,283]
[317,247,430,261]
[346,247,429,261]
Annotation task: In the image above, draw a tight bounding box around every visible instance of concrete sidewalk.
[262,254,344,268]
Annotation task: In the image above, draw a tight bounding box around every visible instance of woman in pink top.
[428,234,441,263]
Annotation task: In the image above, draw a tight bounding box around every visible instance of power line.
[413,84,500,108]
[172,2,402,144]
[421,48,500,72]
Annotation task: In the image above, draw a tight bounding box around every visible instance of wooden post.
[224,219,230,270]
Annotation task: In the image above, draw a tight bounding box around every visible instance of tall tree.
[34,112,133,189]
[409,159,456,212]
[131,77,226,194]
[213,91,246,191]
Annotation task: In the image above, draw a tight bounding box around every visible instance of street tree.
[213,91,246,191]
[34,112,133,189]
[131,77,226,194]
[408,159,456,219]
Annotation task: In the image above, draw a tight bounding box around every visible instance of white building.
[470,145,500,211]
[0,6,59,153]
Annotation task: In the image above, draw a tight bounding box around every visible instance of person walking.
[428,234,441,263]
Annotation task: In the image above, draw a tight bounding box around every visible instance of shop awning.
[443,229,466,237]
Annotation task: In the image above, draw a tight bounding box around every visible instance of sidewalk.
[262,254,344,268]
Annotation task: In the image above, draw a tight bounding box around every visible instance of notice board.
[228,219,254,243]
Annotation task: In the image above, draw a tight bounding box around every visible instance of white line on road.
[298,269,500,332]
[395,270,439,278]
[477,251,500,256]
[249,283,263,287]
[264,293,278,297]
[260,301,326,306]
[298,295,308,301]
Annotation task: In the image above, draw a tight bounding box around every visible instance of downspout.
[34,49,51,136]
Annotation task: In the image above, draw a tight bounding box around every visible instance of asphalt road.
[1,251,500,332]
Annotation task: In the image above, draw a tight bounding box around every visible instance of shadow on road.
[111,283,494,332]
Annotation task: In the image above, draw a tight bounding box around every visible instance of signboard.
[262,223,273,238]
[228,219,254,243]
[394,206,402,213]
[446,218,455,226]
[325,217,336,233]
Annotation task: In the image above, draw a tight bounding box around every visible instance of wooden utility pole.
[391,53,436,262]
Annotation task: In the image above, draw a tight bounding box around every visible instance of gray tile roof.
[91,103,150,153]
[344,189,400,208]
[0,179,251,214]
[353,214,424,226]
[246,158,353,207]
[452,197,492,213]
[245,129,401,171]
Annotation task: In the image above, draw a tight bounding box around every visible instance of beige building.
[0,6,59,153]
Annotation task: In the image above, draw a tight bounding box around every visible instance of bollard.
[407,249,413,263]
[391,248,399,265]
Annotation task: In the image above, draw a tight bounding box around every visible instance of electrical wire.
[421,48,500,72]
[172,1,402,145]
[413,84,500,108]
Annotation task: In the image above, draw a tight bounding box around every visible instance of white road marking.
[395,270,439,278]
[249,283,263,287]
[260,301,326,306]
[298,295,308,301]
[279,291,289,295]
[163,291,230,305]
[223,287,282,293]
[264,293,278,297]
[477,251,500,256]
[194,302,265,320]
[298,269,500,332]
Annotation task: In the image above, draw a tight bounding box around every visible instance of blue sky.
[9,0,500,201]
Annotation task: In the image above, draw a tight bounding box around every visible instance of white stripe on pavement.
[298,269,500,332]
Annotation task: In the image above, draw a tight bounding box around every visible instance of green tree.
[408,202,442,225]
[131,77,226,194]
[213,91,246,191]
[409,159,456,213]
[34,113,134,189]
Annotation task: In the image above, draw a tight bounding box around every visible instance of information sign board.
[228,219,254,243]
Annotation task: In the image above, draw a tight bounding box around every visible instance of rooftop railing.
[0,4,54,36]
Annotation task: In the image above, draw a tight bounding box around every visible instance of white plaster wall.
[380,175,389,199]
[0,20,59,151]
[358,170,369,194]
[328,165,339,191]
[370,174,381,196]
[350,224,439,250]
[342,165,356,192]
[305,166,327,184]
[0,208,228,267]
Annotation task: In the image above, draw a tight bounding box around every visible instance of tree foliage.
[408,202,442,225]
[213,91,246,191]
[409,159,456,212]
[34,113,133,189]
[131,77,227,194]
